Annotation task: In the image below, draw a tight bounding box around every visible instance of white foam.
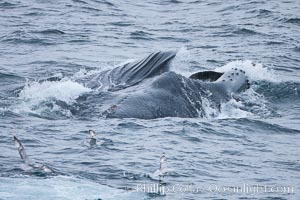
[215,60,279,82]
[216,88,272,119]
[217,99,253,119]
[19,80,91,104]
[13,79,91,116]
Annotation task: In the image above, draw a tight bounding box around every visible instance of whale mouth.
[189,71,224,82]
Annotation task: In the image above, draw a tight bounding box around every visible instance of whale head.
[215,68,250,95]
[190,68,250,96]
[190,68,250,104]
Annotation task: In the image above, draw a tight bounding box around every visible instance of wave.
[91,0,115,7]
[1,31,55,45]
[294,46,300,52]
[266,41,285,45]
[130,31,154,40]
[80,6,102,12]
[285,18,300,25]
[109,21,134,27]
[255,81,300,102]
[157,36,190,43]
[152,0,182,5]
[0,1,19,8]
[257,8,272,16]
[23,12,45,16]
[247,8,272,17]
[34,29,65,35]
[232,28,261,36]
[72,0,88,4]
[0,72,23,79]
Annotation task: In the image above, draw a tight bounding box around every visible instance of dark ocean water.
[0,0,300,199]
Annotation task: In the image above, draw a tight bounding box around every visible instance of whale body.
[78,51,249,119]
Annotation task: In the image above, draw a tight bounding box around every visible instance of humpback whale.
[77,51,249,119]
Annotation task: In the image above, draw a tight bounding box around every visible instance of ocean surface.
[0,0,300,199]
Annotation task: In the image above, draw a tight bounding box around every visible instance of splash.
[214,61,278,118]
[171,48,279,83]
[201,96,220,118]
[217,88,273,119]
[170,47,197,77]
[19,80,91,104]
[215,60,279,82]
[14,79,91,117]
[218,99,253,119]
[171,49,278,118]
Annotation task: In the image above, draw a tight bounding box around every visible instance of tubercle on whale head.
[214,68,250,95]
